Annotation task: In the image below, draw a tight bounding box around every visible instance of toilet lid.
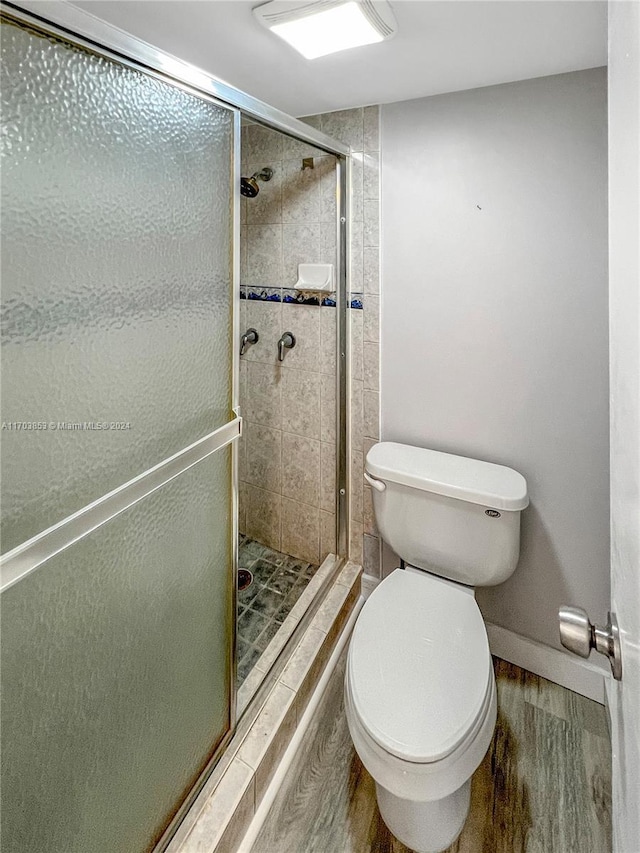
[348,569,492,763]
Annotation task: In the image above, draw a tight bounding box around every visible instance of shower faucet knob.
[240,328,259,356]
[277,332,295,362]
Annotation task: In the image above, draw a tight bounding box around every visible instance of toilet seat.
[347,568,492,764]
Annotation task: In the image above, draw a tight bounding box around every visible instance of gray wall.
[380,68,609,652]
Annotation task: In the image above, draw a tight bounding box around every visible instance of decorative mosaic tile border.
[240,285,363,309]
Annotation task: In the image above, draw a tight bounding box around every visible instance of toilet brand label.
[485,509,501,518]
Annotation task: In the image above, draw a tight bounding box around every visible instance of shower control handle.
[240,328,259,356]
[558,606,622,680]
[278,332,296,362]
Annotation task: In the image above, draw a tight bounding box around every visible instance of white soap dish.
[294,263,334,292]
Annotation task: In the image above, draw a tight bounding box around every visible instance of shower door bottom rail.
[0,416,242,593]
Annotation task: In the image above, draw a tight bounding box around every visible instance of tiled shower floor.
[237,536,318,686]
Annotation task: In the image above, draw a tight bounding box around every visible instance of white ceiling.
[71,0,607,116]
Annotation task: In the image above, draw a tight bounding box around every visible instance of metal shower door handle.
[558,606,622,680]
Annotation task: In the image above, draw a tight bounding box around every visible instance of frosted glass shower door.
[1,16,237,853]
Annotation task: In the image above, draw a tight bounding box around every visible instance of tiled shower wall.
[303,108,382,578]
[238,297,338,566]
[239,109,382,576]
[239,123,338,566]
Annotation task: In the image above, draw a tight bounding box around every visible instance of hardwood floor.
[249,648,611,853]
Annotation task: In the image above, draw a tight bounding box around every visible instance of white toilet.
[345,442,529,853]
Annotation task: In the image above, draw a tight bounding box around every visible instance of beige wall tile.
[363,246,379,294]
[350,154,364,222]
[363,198,380,248]
[320,442,336,513]
[246,422,282,493]
[239,297,247,339]
[363,152,380,200]
[238,416,248,481]
[244,300,282,365]
[364,534,381,578]
[280,304,321,372]
[317,155,338,223]
[299,113,322,132]
[282,223,322,285]
[244,362,281,428]
[350,521,364,564]
[320,108,364,151]
[238,480,248,536]
[363,389,380,440]
[363,105,380,152]
[350,219,364,292]
[281,368,320,439]
[281,497,320,564]
[351,379,364,452]
[363,295,379,343]
[320,373,336,444]
[351,309,364,381]
[245,160,282,225]
[282,157,323,223]
[281,131,322,161]
[239,357,248,415]
[240,224,248,283]
[319,308,337,376]
[363,437,378,458]
[246,224,283,286]
[244,123,283,162]
[363,341,379,392]
[363,485,378,537]
[351,450,364,523]
[246,486,281,552]
[320,222,337,265]
[281,433,320,507]
[320,511,337,560]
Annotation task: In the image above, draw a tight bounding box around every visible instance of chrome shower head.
[240,167,273,198]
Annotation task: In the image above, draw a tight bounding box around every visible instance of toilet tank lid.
[365,442,529,511]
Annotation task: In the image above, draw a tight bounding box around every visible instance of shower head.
[241,167,273,198]
[241,176,259,198]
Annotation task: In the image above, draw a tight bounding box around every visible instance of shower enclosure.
[236,120,342,699]
[0,4,349,852]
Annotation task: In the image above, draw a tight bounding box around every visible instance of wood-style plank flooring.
[250,647,611,853]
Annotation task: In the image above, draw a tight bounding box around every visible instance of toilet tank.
[365,443,529,586]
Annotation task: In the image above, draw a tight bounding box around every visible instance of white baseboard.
[485,621,608,704]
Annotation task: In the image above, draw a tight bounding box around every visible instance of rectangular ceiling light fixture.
[254,0,397,60]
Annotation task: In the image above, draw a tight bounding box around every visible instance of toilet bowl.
[345,568,497,852]
[346,442,528,852]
